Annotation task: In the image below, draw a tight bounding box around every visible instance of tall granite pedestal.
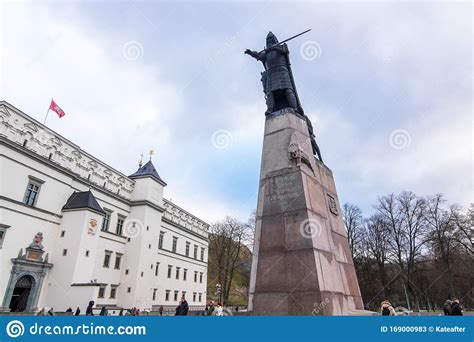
[248,109,364,315]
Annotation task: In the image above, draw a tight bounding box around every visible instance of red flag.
[49,99,65,118]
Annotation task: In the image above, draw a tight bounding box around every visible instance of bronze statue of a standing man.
[245,31,323,162]
[245,32,299,115]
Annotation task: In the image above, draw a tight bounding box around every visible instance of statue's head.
[266,31,278,48]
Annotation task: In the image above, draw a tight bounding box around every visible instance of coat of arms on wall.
[88,218,98,235]
[327,194,339,216]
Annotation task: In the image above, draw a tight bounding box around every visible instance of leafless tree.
[375,192,428,308]
[364,214,390,296]
[208,216,252,304]
[343,203,364,258]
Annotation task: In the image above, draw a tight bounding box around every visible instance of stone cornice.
[0,139,131,206]
[162,216,209,241]
[129,200,165,212]
[0,195,63,218]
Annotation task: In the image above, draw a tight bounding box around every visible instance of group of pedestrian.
[443,299,464,316]
[204,301,223,316]
[380,298,464,316]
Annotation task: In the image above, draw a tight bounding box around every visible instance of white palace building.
[0,101,209,314]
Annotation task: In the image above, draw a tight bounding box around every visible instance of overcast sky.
[1,1,472,223]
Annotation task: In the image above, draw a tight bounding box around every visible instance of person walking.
[47,308,55,316]
[74,307,81,316]
[215,303,223,316]
[37,308,46,316]
[86,301,95,316]
[451,299,463,316]
[208,301,215,316]
[159,305,164,316]
[99,306,108,316]
[443,300,452,315]
[119,308,124,316]
[380,300,396,316]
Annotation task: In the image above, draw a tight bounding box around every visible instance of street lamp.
[215,283,222,304]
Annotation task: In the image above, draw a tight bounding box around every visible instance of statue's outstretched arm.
[245,49,265,61]
[268,43,289,54]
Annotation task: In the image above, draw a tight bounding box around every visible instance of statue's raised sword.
[258,29,311,53]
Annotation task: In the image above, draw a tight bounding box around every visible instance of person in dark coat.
[86,301,94,316]
[180,300,189,316]
[66,307,73,313]
[119,308,124,316]
[159,305,164,316]
[443,300,452,315]
[99,306,108,316]
[175,299,189,316]
[451,299,463,316]
[74,307,81,316]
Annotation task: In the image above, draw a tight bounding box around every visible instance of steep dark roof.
[129,160,167,186]
[62,191,106,215]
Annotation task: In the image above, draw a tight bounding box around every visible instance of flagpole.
[43,98,52,125]
[43,109,50,125]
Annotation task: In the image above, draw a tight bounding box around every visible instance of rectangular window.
[98,286,106,298]
[176,267,180,280]
[193,292,196,302]
[23,181,41,207]
[127,287,131,293]
[103,251,112,268]
[193,245,198,259]
[182,291,186,299]
[158,231,164,249]
[110,286,117,299]
[199,293,202,302]
[165,290,170,301]
[172,236,178,253]
[194,271,198,282]
[155,262,159,276]
[200,247,205,261]
[174,291,178,301]
[62,249,67,256]
[199,272,203,283]
[114,254,122,269]
[183,269,187,281]
[60,231,65,237]
[167,265,172,278]
[116,216,125,235]
[153,288,157,301]
[185,242,190,257]
[85,250,89,257]
[0,226,7,248]
[101,210,112,231]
